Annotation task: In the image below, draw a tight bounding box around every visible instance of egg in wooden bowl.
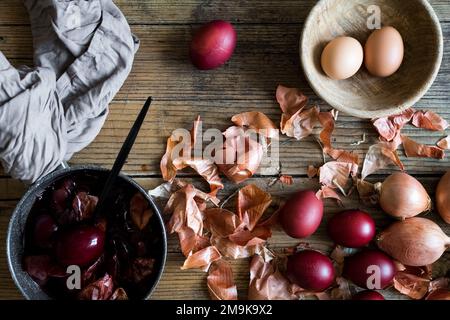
[300,0,443,119]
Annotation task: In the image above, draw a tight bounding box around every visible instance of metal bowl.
[7,165,167,300]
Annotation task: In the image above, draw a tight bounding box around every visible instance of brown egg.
[321,37,364,80]
[365,26,404,77]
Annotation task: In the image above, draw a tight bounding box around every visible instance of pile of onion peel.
[231,111,278,139]
[158,86,450,301]
[207,260,238,300]
[206,184,273,260]
[393,262,450,300]
[161,112,278,188]
[215,126,265,184]
[160,116,224,196]
[164,182,280,299]
[165,184,221,271]
[393,263,432,300]
[276,85,320,140]
[426,278,450,300]
[275,85,359,166]
[330,245,359,276]
[276,87,360,202]
[364,108,449,180]
[358,107,449,205]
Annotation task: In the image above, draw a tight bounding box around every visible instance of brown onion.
[377,217,450,266]
[436,171,450,224]
[375,172,431,219]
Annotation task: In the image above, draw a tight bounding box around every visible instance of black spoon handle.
[94,96,153,217]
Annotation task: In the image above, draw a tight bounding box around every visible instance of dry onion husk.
[402,135,445,160]
[216,126,264,184]
[437,136,450,150]
[372,109,415,142]
[411,110,449,131]
[248,255,315,300]
[160,116,224,195]
[426,278,450,300]
[231,111,278,139]
[207,260,238,300]
[276,85,320,140]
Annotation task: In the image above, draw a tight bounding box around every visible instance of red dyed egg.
[286,250,335,291]
[343,250,395,289]
[280,190,323,238]
[55,225,105,267]
[327,209,376,248]
[190,20,237,70]
[352,290,385,300]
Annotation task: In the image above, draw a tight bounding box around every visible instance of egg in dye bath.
[321,36,364,80]
[364,26,404,77]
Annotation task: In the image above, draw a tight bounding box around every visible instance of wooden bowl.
[300,0,443,119]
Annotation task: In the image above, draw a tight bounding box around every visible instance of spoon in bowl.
[94,96,153,217]
[55,96,153,267]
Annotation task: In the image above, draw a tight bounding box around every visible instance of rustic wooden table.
[0,0,449,300]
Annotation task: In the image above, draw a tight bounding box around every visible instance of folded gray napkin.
[0,0,139,183]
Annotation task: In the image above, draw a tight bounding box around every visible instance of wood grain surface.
[0,0,449,300]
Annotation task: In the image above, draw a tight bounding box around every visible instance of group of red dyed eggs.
[280,190,393,300]
[188,20,394,300]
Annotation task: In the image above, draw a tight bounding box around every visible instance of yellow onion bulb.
[375,172,431,219]
[436,171,450,224]
[377,217,450,266]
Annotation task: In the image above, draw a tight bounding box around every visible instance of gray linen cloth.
[0,0,139,183]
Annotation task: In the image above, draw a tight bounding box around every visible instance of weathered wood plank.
[49,100,450,176]
[1,23,450,104]
[0,99,448,179]
[0,176,448,300]
[0,0,449,26]
[1,23,447,176]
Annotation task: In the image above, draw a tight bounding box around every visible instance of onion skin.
[436,171,450,224]
[343,250,395,289]
[286,250,335,291]
[279,190,323,238]
[377,217,450,266]
[190,20,237,70]
[327,209,375,248]
[352,290,385,300]
[376,172,431,219]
